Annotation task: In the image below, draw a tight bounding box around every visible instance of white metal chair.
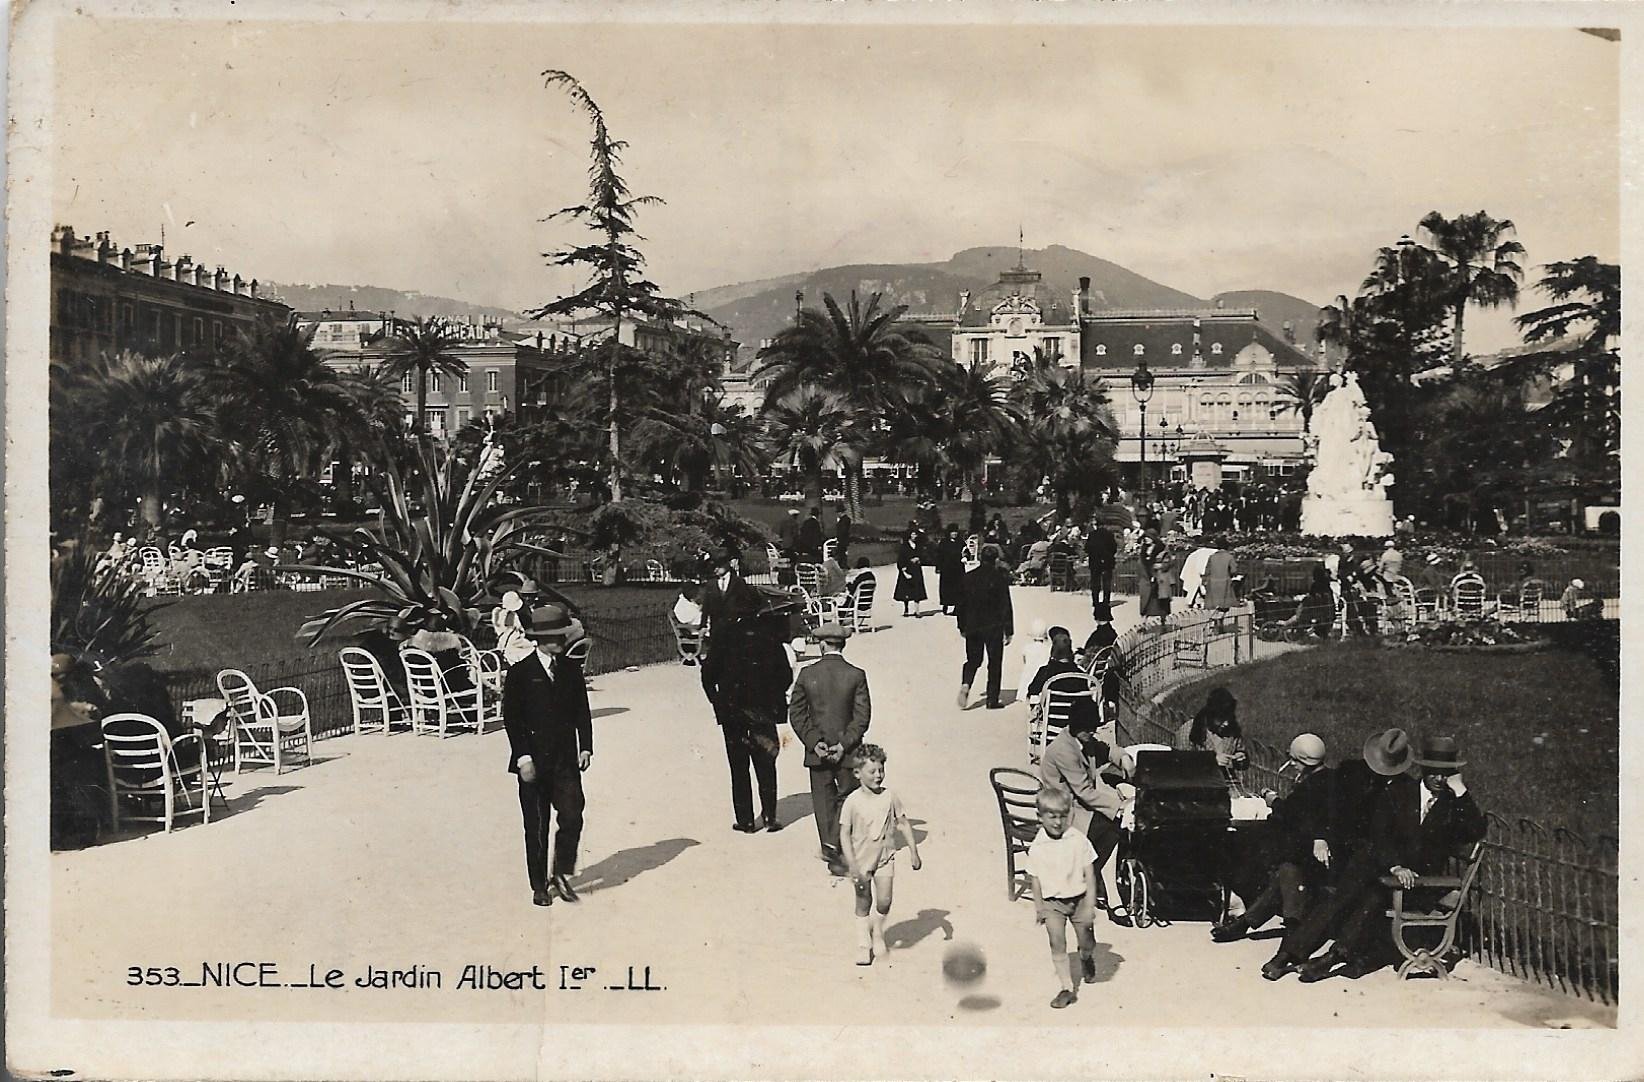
[795,563,822,596]
[339,647,410,735]
[1384,575,1418,631]
[564,636,593,684]
[202,547,235,591]
[1414,586,1441,626]
[100,712,211,832]
[668,613,703,664]
[216,668,314,774]
[644,559,669,582]
[1032,673,1094,764]
[821,538,838,564]
[400,647,490,737]
[841,575,877,632]
[1453,577,1487,621]
[455,638,507,701]
[1497,580,1544,623]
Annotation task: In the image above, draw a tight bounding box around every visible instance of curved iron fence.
[1108,608,1618,1005]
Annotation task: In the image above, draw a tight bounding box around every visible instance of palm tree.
[633,395,767,496]
[207,315,365,543]
[381,316,469,437]
[879,387,953,500]
[1273,369,1330,432]
[1416,210,1527,364]
[761,385,864,506]
[941,361,1024,519]
[756,291,945,519]
[51,350,220,533]
[1011,361,1117,518]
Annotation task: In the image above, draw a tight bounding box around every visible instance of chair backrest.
[1454,579,1486,619]
[645,559,666,581]
[101,712,173,786]
[564,637,593,665]
[1520,580,1544,607]
[821,538,838,564]
[963,536,979,564]
[1042,673,1094,743]
[400,647,448,708]
[1414,586,1440,611]
[1049,551,1072,575]
[847,576,876,629]
[339,647,393,703]
[216,668,264,722]
[989,767,1044,850]
[204,547,234,570]
[795,563,821,591]
[139,547,165,573]
[1083,644,1116,680]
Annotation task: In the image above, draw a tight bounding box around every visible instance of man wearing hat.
[700,553,760,637]
[1213,733,1336,944]
[1084,519,1118,615]
[789,620,871,875]
[956,544,1015,710]
[502,602,593,907]
[700,609,789,834]
[1078,605,1124,719]
[777,507,802,562]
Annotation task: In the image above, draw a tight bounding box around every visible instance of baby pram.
[1115,749,1231,927]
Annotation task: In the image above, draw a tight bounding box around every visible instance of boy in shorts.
[839,744,922,965]
[1026,786,1100,1008]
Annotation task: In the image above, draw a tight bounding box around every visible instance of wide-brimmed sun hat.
[524,602,584,642]
[1363,728,1414,776]
[1414,734,1466,773]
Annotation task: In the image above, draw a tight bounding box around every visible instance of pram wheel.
[1116,857,1152,928]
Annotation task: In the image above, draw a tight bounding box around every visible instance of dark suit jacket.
[1085,527,1118,568]
[1268,764,1342,865]
[701,620,792,727]
[788,652,870,768]
[701,572,760,633]
[1368,774,1487,874]
[797,517,824,558]
[501,651,593,773]
[956,564,1014,638]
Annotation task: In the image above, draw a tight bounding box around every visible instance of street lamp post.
[1130,359,1156,501]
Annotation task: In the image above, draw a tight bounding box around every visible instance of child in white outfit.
[838,744,922,965]
[1025,786,1101,1008]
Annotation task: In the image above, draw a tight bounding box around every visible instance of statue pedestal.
[1300,493,1395,538]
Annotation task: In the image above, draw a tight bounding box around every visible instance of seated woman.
[1017,538,1053,583]
[1282,565,1337,639]
[818,554,847,598]
[1025,627,1081,706]
[844,556,875,594]
[1175,686,1249,775]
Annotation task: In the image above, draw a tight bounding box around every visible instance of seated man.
[673,582,704,630]
[1212,734,1335,943]
[1560,577,1603,621]
[1017,538,1053,584]
[844,557,875,595]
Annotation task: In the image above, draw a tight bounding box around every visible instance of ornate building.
[950,263,1080,379]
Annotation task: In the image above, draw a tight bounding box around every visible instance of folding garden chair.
[1033,672,1094,764]
[841,576,877,633]
[216,668,314,773]
[401,647,490,737]
[339,647,410,735]
[988,767,1043,901]
[101,712,211,832]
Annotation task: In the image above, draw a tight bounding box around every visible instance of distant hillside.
[1211,290,1325,351]
[263,282,522,324]
[699,244,1316,360]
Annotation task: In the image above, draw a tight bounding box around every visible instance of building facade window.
[1095,344,1107,356]
[121,303,134,333]
[457,407,470,429]
[431,374,442,394]
[968,339,989,366]
[192,317,204,346]
[424,408,446,435]
[1211,342,1224,355]
[151,310,163,343]
[213,320,224,344]
[401,372,416,393]
[459,372,469,393]
[1042,337,1062,361]
[486,369,499,393]
[1133,343,1145,356]
[1171,343,1183,355]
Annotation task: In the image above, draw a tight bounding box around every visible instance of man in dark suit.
[1085,521,1118,614]
[776,508,801,561]
[502,603,594,907]
[797,507,825,564]
[789,620,871,875]
[833,510,853,564]
[701,611,789,834]
[1295,734,1485,981]
[956,544,1014,710]
[700,554,760,638]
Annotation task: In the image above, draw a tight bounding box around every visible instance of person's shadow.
[773,792,814,825]
[883,907,954,950]
[569,837,699,895]
[905,817,931,845]
[1066,942,1125,983]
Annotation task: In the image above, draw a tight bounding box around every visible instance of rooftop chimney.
[214,266,229,291]
[120,247,133,272]
[194,264,210,288]
[53,225,76,255]
[232,273,245,295]
[96,232,115,264]
[249,278,259,298]
[173,255,192,282]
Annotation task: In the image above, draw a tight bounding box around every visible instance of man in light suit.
[502,603,593,907]
[788,620,871,876]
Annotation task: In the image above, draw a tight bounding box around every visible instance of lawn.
[142,581,681,677]
[1162,642,1618,839]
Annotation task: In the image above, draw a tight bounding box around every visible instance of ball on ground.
[942,942,988,986]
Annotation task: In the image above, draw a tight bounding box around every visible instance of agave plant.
[288,436,568,644]
[50,542,164,667]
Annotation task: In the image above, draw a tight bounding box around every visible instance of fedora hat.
[1415,734,1466,773]
[1363,728,1414,776]
[524,602,584,642]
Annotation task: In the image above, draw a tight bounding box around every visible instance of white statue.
[1300,370,1395,536]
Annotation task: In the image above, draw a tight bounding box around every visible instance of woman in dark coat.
[935,524,966,616]
[1137,519,1171,625]
[894,524,928,617]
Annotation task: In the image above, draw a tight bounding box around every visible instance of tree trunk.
[844,462,866,523]
[141,483,164,532]
[335,442,355,510]
[608,312,624,502]
[809,464,826,506]
[415,368,428,436]
[270,492,291,548]
[1452,302,1466,366]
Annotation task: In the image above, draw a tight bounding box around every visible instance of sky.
[52,17,1620,353]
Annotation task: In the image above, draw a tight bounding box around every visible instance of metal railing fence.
[1109,609,1618,1005]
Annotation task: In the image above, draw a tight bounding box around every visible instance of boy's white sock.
[1051,952,1075,992]
[857,915,873,950]
[869,911,887,949]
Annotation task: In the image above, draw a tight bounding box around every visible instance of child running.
[838,744,922,965]
[1026,786,1100,1008]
